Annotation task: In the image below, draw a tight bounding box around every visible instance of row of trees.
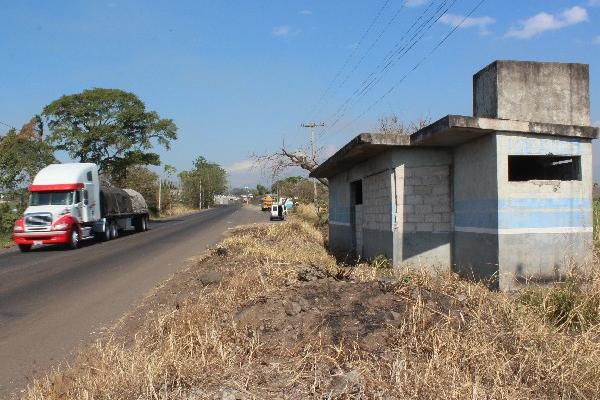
[0,88,228,219]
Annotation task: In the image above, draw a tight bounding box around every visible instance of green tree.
[180,156,227,209]
[255,184,268,196]
[113,165,159,212]
[42,88,177,181]
[0,128,55,193]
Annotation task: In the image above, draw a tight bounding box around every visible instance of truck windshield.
[29,191,75,206]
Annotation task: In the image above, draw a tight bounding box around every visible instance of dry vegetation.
[23,214,600,399]
[154,204,200,219]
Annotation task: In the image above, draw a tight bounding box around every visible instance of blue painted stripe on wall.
[455,198,591,212]
[454,198,592,229]
[455,210,591,229]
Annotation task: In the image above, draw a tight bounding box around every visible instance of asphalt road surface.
[0,205,264,398]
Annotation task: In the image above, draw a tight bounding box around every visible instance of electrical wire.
[328,0,489,137]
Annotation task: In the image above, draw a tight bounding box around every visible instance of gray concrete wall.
[495,133,593,290]
[327,151,395,261]
[452,134,500,283]
[474,60,590,126]
[328,174,353,258]
[390,148,453,270]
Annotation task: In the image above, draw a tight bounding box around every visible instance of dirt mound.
[234,278,464,356]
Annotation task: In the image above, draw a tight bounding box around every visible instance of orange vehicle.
[261,195,273,211]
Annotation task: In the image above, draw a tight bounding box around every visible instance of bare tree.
[253,143,328,187]
[377,114,430,135]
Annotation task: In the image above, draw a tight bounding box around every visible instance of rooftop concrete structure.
[312,60,599,291]
[473,61,590,126]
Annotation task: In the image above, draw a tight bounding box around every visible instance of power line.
[306,0,392,120]
[329,0,489,137]
[314,1,408,121]
[0,120,15,130]
[323,0,455,132]
[319,0,449,131]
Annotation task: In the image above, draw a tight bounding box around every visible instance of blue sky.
[1,0,599,187]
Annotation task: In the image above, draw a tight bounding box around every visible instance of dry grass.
[155,205,200,219]
[23,219,600,399]
[292,203,328,227]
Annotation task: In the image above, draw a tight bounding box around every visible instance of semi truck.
[13,163,150,252]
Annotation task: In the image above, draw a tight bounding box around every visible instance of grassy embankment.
[22,202,600,399]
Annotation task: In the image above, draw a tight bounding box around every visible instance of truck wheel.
[134,217,143,233]
[18,244,32,252]
[68,228,80,249]
[143,216,149,231]
[111,222,119,239]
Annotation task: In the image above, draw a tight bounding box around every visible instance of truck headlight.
[52,223,69,231]
[13,224,24,232]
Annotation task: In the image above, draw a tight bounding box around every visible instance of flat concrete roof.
[311,115,599,178]
[311,133,409,178]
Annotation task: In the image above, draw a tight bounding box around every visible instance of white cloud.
[404,0,428,6]
[299,10,312,16]
[506,6,588,39]
[225,159,256,173]
[272,25,291,36]
[439,14,495,34]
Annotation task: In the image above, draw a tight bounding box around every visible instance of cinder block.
[433,222,452,232]
[406,177,421,186]
[401,223,418,232]
[432,185,450,195]
[413,185,432,195]
[406,214,424,223]
[432,204,451,213]
[417,222,434,231]
[415,204,432,214]
[425,213,442,223]
[400,204,414,214]
[404,195,423,205]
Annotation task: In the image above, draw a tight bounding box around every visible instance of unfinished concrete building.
[311,60,599,290]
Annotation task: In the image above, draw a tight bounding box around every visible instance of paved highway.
[0,205,263,398]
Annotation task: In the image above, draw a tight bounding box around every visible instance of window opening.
[508,155,581,181]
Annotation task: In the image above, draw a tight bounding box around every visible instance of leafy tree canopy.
[255,184,268,196]
[42,88,177,180]
[179,156,227,208]
[0,127,55,193]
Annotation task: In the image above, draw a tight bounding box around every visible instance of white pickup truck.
[13,163,150,252]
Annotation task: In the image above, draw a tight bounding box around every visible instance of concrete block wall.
[391,148,453,269]
[328,174,353,258]
[363,170,392,231]
[328,151,395,260]
[395,165,451,233]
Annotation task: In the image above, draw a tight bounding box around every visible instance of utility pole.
[198,179,202,209]
[301,122,325,204]
[158,178,162,217]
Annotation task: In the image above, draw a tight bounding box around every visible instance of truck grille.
[25,213,53,232]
